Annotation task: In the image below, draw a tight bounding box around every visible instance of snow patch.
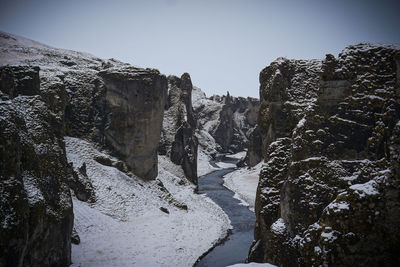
[270,218,286,235]
[215,161,237,169]
[227,263,278,267]
[197,149,220,177]
[223,162,262,211]
[349,180,379,198]
[326,200,350,215]
[227,151,247,160]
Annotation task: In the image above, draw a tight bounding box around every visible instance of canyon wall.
[0,66,73,266]
[0,32,167,266]
[249,44,400,266]
[193,87,259,155]
[159,73,198,184]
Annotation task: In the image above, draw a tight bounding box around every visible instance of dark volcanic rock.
[0,84,73,266]
[71,227,80,245]
[0,66,40,97]
[0,32,171,266]
[98,66,167,179]
[214,93,234,152]
[171,122,198,184]
[1,33,168,181]
[193,88,260,154]
[244,125,262,167]
[161,73,198,184]
[249,44,400,266]
[67,162,95,202]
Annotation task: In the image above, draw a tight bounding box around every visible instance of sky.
[1,0,400,98]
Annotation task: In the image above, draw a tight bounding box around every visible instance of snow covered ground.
[65,137,231,267]
[228,263,277,267]
[227,151,247,160]
[197,149,220,177]
[223,163,262,212]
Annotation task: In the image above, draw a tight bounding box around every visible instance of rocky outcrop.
[193,87,259,154]
[0,32,169,266]
[0,65,40,97]
[1,31,168,181]
[98,67,167,179]
[160,73,198,184]
[213,93,235,152]
[63,66,167,180]
[0,67,73,266]
[243,125,262,167]
[249,44,400,266]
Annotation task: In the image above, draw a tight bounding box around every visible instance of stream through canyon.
[195,157,256,267]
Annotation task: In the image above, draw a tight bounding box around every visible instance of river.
[194,158,256,267]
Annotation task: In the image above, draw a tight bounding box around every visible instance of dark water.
[195,160,255,267]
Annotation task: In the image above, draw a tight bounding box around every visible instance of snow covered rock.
[160,73,198,184]
[0,65,40,97]
[193,86,259,155]
[0,31,168,180]
[98,66,167,179]
[0,79,73,266]
[242,125,262,167]
[250,44,400,266]
[0,31,169,266]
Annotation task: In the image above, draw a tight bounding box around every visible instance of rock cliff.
[192,87,259,155]
[249,44,400,266]
[0,31,167,180]
[1,66,73,266]
[0,31,167,266]
[160,73,198,184]
[98,66,167,179]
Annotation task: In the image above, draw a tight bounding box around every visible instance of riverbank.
[195,164,256,267]
[67,137,231,267]
[223,163,262,212]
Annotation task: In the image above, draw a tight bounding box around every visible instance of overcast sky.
[1,0,400,97]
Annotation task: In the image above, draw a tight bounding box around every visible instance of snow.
[65,137,231,267]
[197,149,220,177]
[325,200,350,215]
[320,230,338,243]
[227,150,247,160]
[349,180,379,198]
[196,130,220,163]
[270,218,286,235]
[192,86,207,105]
[223,162,262,211]
[227,263,277,267]
[314,246,322,254]
[215,161,237,169]
[297,117,306,128]
[22,172,44,205]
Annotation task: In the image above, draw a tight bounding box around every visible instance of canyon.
[1,31,400,267]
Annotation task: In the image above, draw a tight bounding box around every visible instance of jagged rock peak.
[160,73,198,185]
